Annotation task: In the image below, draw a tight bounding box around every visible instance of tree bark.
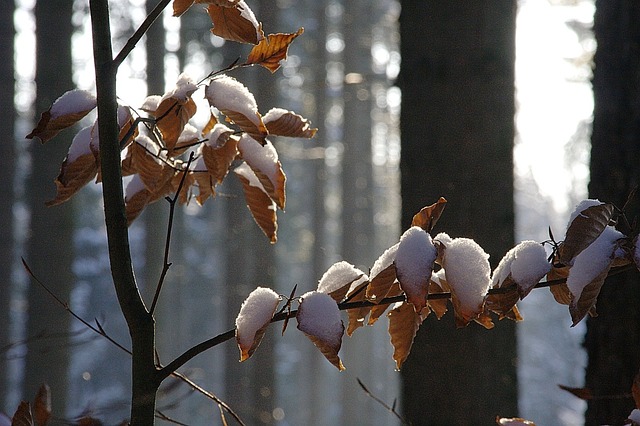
[399,1,517,424]
[586,1,640,424]
[0,0,15,411]
[23,0,74,415]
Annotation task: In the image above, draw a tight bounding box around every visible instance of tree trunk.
[23,0,74,415]
[399,1,517,424]
[586,1,640,424]
[0,0,15,411]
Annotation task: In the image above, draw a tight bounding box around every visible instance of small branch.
[150,151,196,315]
[357,378,411,425]
[113,0,172,68]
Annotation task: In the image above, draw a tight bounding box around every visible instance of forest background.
[1,0,639,425]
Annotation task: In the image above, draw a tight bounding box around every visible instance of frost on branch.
[297,291,345,371]
[27,89,96,143]
[395,227,437,312]
[235,287,280,361]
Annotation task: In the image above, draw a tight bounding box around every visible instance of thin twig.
[113,0,172,68]
[357,378,411,425]
[150,151,196,315]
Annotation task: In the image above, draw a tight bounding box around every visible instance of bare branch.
[357,378,411,425]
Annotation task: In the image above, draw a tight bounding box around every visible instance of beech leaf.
[238,135,286,209]
[345,280,372,336]
[246,29,304,73]
[263,108,317,139]
[27,89,96,143]
[207,1,263,45]
[317,261,367,302]
[368,282,402,326]
[387,302,422,370]
[46,126,99,206]
[11,401,33,426]
[200,124,239,184]
[234,163,278,243]
[411,197,447,233]
[558,201,614,265]
[33,384,51,426]
[395,227,437,312]
[297,291,345,371]
[235,287,280,361]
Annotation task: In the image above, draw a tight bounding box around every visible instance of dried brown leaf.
[569,264,612,326]
[207,2,263,44]
[558,203,614,265]
[411,197,447,233]
[235,287,280,361]
[26,90,96,143]
[366,263,397,302]
[547,264,571,305]
[173,0,195,16]
[263,108,317,138]
[246,29,304,73]
[387,302,422,370]
[485,276,521,320]
[234,166,277,243]
[345,282,371,336]
[558,384,593,400]
[201,133,239,184]
[426,279,449,319]
[11,401,33,426]
[154,97,198,153]
[46,152,98,207]
[368,282,403,326]
[33,384,51,426]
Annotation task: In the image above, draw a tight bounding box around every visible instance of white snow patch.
[443,237,491,313]
[236,0,262,41]
[206,74,260,126]
[566,199,603,230]
[317,261,366,294]
[124,174,147,201]
[67,126,93,163]
[370,243,399,278]
[141,95,161,113]
[235,287,280,349]
[297,291,343,345]
[162,73,198,102]
[433,232,453,246]
[492,241,550,295]
[263,107,288,123]
[234,162,266,190]
[50,89,96,118]
[628,408,640,424]
[238,134,279,180]
[566,225,623,301]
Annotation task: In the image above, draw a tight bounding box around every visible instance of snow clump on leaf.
[492,240,550,298]
[235,287,280,361]
[317,261,366,297]
[395,227,437,311]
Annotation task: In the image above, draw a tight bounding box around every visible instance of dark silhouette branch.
[357,378,411,425]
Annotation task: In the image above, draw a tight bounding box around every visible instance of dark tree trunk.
[23,0,75,415]
[586,1,640,424]
[0,0,15,411]
[399,1,517,424]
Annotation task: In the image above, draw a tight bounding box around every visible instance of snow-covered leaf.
[246,29,304,73]
[235,287,280,361]
[440,237,491,326]
[11,401,33,426]
[317,261,367,302]
[567,226,623,325]
[46,126,98,206]
[238,135,286,209]
[387,302,422,370]
[368,282,402,326]
[200,124,239,184]
[492,241,550,299]
[263,107,317,138]
[297,291,345,371]
[366,244,398,302]
[395,227,437,312]
[207,0,263,45]
[27,89,96,143]
[234,163,277,243]
[558,200,614,265]
[205,75,268,142]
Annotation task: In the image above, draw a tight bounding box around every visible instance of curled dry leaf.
[34,384,51,426]
[411,197,447,233]
[46,126,99,206]
[246,29,305,73]
[368,282,402,326]
[234,163,278,243]
[345,280,372,336]
[394,227,437,312]
[238,135,286,209]
[297,291,345,371]
[558,201,614,265]
[387,301,422,370]
[263,107,317,139]
[11,401,33,426]
[27,89,96,143]
[207,1,263,45]
[547,263,571,305]
[235,287,280,361]
[200,124,239,184]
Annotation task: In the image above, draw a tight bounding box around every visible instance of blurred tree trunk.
[0,0,15,411]
[586,1,640,424]
[24,0,74,416]
[399,1,517,424]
